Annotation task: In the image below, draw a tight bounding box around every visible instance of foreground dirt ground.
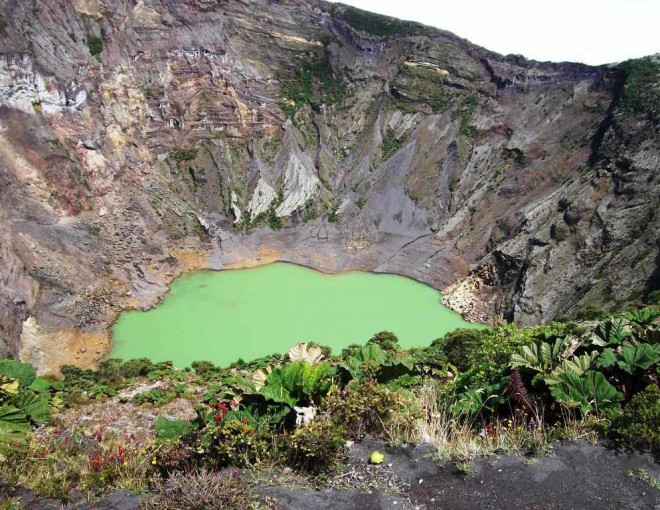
[4,440,659,509]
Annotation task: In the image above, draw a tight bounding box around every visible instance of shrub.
[198,420,272,469]
[121,358,157,378]
[647,289,660,305]
[192,361,216,375]
[145,470,257,510]
[323,383,410,439]
[282,417,346,473]
[278,50,344,117]
[168,149,198,162]
[436,328,492,372]
[86,33,103,56]
[380,128,409,160]
[617,57,660,117]
[614,384,660,453]
[336,6,420,37]
[153,440,196,474]
[367,331,399,351]
[575,303,610,321]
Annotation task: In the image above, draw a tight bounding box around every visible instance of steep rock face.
[0,0,657,370]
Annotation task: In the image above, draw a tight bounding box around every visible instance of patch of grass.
[617,57,660,118]
[356,196,366,210]
[0,432,157,499]
[391,64,448,113]
[86,31,104,57]
[145,470,260,510]
[279,50,344,117]
[452,93,479,137]
[627,469,660,491]
[267,190,284,230]
[0,16,7,37]
[168,148,198,162]
[327,204,339,223]
[380,128,409,161]
[302,199,318,223]
[430,87,449,113]
[334,5,421,37]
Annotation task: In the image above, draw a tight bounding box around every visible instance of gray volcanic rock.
[0,0,658,370]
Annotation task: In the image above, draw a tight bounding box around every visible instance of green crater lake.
[111,262,483,367]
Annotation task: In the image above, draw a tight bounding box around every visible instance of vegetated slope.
[0,0,658,370]
[1,307,659,508]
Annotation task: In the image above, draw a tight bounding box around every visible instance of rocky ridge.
[0,0,658,372]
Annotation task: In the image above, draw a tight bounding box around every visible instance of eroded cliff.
[0,0,658,372]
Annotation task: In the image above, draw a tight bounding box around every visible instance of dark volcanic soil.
[5,440,658,510]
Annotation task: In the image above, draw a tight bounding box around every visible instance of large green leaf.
[596,348,618,369]
[29,376,62,394]
[224,410,260,427]
[266,362,308,395]
[0,359,36,388]
[301,363,335,398]
[154,416,195,441]
[550,370,622,414]
[591,319,629,346]
[624,307,660,327]
[258,361,336,407]
[617,343,659,374]
[510,338,567,373]
[340,344,388,380]
[545,352,598,385]
[260,384,298,407]
[13,391,51,425]
[0,405,31,446]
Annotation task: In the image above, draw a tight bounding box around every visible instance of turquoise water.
[111,263,483,367]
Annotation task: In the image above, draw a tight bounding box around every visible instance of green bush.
[133,385,186,406]
[336,6,420,37]
[436,328,492,372]
[380,128,409,160]
[648,289,660,305]
[575,303,610,321]
[168,149,198,162]
[614,385,660,453]
[86,32,104,56]
[617,57,660,117]
[192,361,217,375]
[283,417,346,473]
[279,51,344,117]
[199,420,272,469]
[122,358,158,378]
[323,383,409,439]
[367,331,399,351]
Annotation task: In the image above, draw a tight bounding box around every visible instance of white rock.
[0,55,86,114]
[230,191,242,224]
[275,151,320,217]
[248,178,277,218]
